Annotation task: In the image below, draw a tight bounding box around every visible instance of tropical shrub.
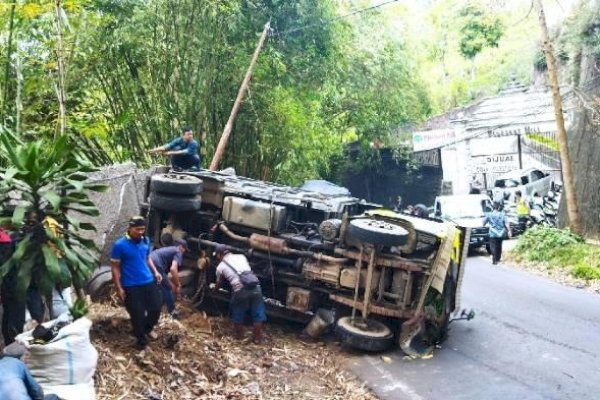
[0,129,107,302]
[513,226,600,281]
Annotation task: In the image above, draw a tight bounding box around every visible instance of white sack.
[44,381,96,400]
[16,316,98,387]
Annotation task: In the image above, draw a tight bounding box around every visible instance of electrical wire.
[270,0,401,37]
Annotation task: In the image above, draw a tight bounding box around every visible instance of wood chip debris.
[90,301,377,400]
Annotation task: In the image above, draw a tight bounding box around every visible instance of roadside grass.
[511,226,600,281]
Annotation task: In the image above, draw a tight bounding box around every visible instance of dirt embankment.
[90,302,376,400]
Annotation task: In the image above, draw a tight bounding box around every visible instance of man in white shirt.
[211,245,266,344]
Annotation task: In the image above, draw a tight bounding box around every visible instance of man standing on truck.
[210,245,266,344]
[111,216,163,350]
[148,239,188,319]
[147,126,201,171]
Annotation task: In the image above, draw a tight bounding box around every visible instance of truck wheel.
[150,174,203,195]
[348,219,409,247]
[86,266,113,302]
[150,193,202,212]
[335,316,394,352]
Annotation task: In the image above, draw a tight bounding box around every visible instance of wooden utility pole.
[533,0,582,234]
[209,21,270,171]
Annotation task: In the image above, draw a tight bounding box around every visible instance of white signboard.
[412,129,457,152]
[469,154,519,173]
[470,136,518,156]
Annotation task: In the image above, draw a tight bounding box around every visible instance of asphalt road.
[346,254,600,400]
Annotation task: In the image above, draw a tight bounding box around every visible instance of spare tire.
[150,192,202,212]
[348,219,409,247]
[335,316,394,352]
[150,174,203,195]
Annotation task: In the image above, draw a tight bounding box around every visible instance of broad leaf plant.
[0,129,108,303]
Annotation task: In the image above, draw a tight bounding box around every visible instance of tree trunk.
[533,0,582,235]
[55,0,67,138]
[1,2,16,125]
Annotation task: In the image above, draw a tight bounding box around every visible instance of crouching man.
[211,245,266,344]
[148,238,188,319]
[111,216,163,350]
[0,345,59,400]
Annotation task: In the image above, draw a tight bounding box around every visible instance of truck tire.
[348,219,409,247]
[150,192,202,212]
[87,266,113,302]
[150,174,203,195]
[335,317,394,352]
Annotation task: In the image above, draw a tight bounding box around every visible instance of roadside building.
[411,78,571,195]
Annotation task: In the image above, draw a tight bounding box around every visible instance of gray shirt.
[149,246,183,274]
[216,254,251,292]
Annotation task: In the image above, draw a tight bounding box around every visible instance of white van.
[433,194,493,251]
[493,168,553,202]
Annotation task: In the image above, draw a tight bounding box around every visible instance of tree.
[0,131,107,303]
[533,0,582,234]
[458,5,504,60]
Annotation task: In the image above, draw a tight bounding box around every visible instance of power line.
[270,0,401,37]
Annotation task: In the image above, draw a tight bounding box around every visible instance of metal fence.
[471,131,563,189]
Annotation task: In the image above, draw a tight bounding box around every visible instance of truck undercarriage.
[91,167,469,354]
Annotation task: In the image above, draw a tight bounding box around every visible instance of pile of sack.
[15,314,98,400]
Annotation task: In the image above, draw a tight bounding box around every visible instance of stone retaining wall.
[82,163,150,264]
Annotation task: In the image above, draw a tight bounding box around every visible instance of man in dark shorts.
[211,245,266,344]
[148,239,188,318]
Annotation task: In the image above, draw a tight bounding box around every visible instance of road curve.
[346,255,600,400]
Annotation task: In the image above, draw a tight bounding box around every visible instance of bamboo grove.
[0,0,431,185]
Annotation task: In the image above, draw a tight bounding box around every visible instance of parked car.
[433,194,493,252]
[493,168,553,202]
[89,167,469,355]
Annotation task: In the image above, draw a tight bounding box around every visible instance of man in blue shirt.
[111,216,163,349]
[148,126,201,171]
[0,354,59,400]
[148,239,188,318]
[483,202,512,265]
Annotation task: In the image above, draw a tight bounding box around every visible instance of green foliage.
[571,263,600,280]
[513,226,600,281]
[558,1,600,64]
[457,5,504,60]
[69,298,89,320]
[0,0,432,185]
[525,133,559,151]
[533,49,548,71]
[0,129,107,300]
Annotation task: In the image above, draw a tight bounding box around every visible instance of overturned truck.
[102,168,469,354]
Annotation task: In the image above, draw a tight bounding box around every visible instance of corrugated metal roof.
[465,81,556,134]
